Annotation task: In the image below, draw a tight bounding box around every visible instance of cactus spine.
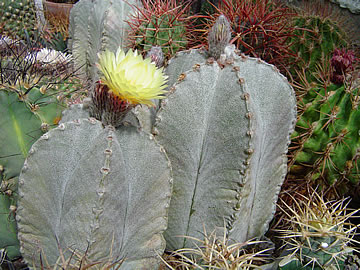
[127,0,190,60]
[277,192,358,269]
[288,15,348,81]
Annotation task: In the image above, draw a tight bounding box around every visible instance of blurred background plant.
[0,0,38,41]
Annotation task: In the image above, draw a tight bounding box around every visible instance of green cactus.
[153,47,297,250]
[127,0,190,60]
[277,192,358,270]
[0,45,82,261]
[0,0,37,40]
[0,187,20,260]
[0,89,61,181]
[288,16,348,81]
[0,50,81,181]
[290,81,360,191]
[68,0,141,83]
[133,14,188,58]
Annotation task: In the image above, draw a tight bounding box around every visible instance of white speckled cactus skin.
[16,119,172,269]
[68,0,142,83]
[330,0,360,13]
[154,48,297,250]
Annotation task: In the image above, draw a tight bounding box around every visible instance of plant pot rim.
[43,0,76,5]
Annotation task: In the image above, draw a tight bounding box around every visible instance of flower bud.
[146,46,165,68]
[208,15,232,59]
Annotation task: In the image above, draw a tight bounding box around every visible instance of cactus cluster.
[287,10,359,193]
[0,0,37,40]
[15,10,296,268]
[7,1,360,268]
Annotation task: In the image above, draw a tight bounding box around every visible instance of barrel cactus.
[289,48,359,193]
[68,0,141,84]
[288,15,348,81]
[127,0,190,60]
[16,47,172,269]
[194,0,295,73]
[0,0,37,40]
[277,191,359,269]
[151,44,297,250]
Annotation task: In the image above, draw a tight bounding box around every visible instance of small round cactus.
[276,191,359,269]
[127,0,191,59]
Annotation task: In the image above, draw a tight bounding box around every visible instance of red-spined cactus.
[331,48,357,84]
[190,0,296,72]
[127,0,193,60]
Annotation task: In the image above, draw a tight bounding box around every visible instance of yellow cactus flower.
[97,47,168,107]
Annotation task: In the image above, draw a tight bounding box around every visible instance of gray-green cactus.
[69,0,141,83]
[16,118,172,269]
[154,48,297,250]
[330,0,360,14]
